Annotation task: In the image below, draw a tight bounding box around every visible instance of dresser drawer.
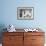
[31,44,44,46]
[3,44,15,46]
[24,32,44,36]
[32,36,45,44]
[3,35,23,44]
[3,43,23,46]
[3,32,23,36]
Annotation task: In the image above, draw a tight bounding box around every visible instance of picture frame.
[17,7,34,20]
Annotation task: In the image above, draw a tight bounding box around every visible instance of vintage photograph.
[17,7,34,20]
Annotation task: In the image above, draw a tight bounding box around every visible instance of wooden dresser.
[2,32,45,46]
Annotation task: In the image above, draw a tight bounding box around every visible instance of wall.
[0,0,46,29]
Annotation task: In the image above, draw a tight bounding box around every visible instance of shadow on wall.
[0,24,7,43]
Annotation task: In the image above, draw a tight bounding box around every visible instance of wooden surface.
[3,32,24,46]
[2,32,45,46]
[24,32,45,46]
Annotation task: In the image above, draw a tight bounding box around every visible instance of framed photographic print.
[17,7,34,20]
